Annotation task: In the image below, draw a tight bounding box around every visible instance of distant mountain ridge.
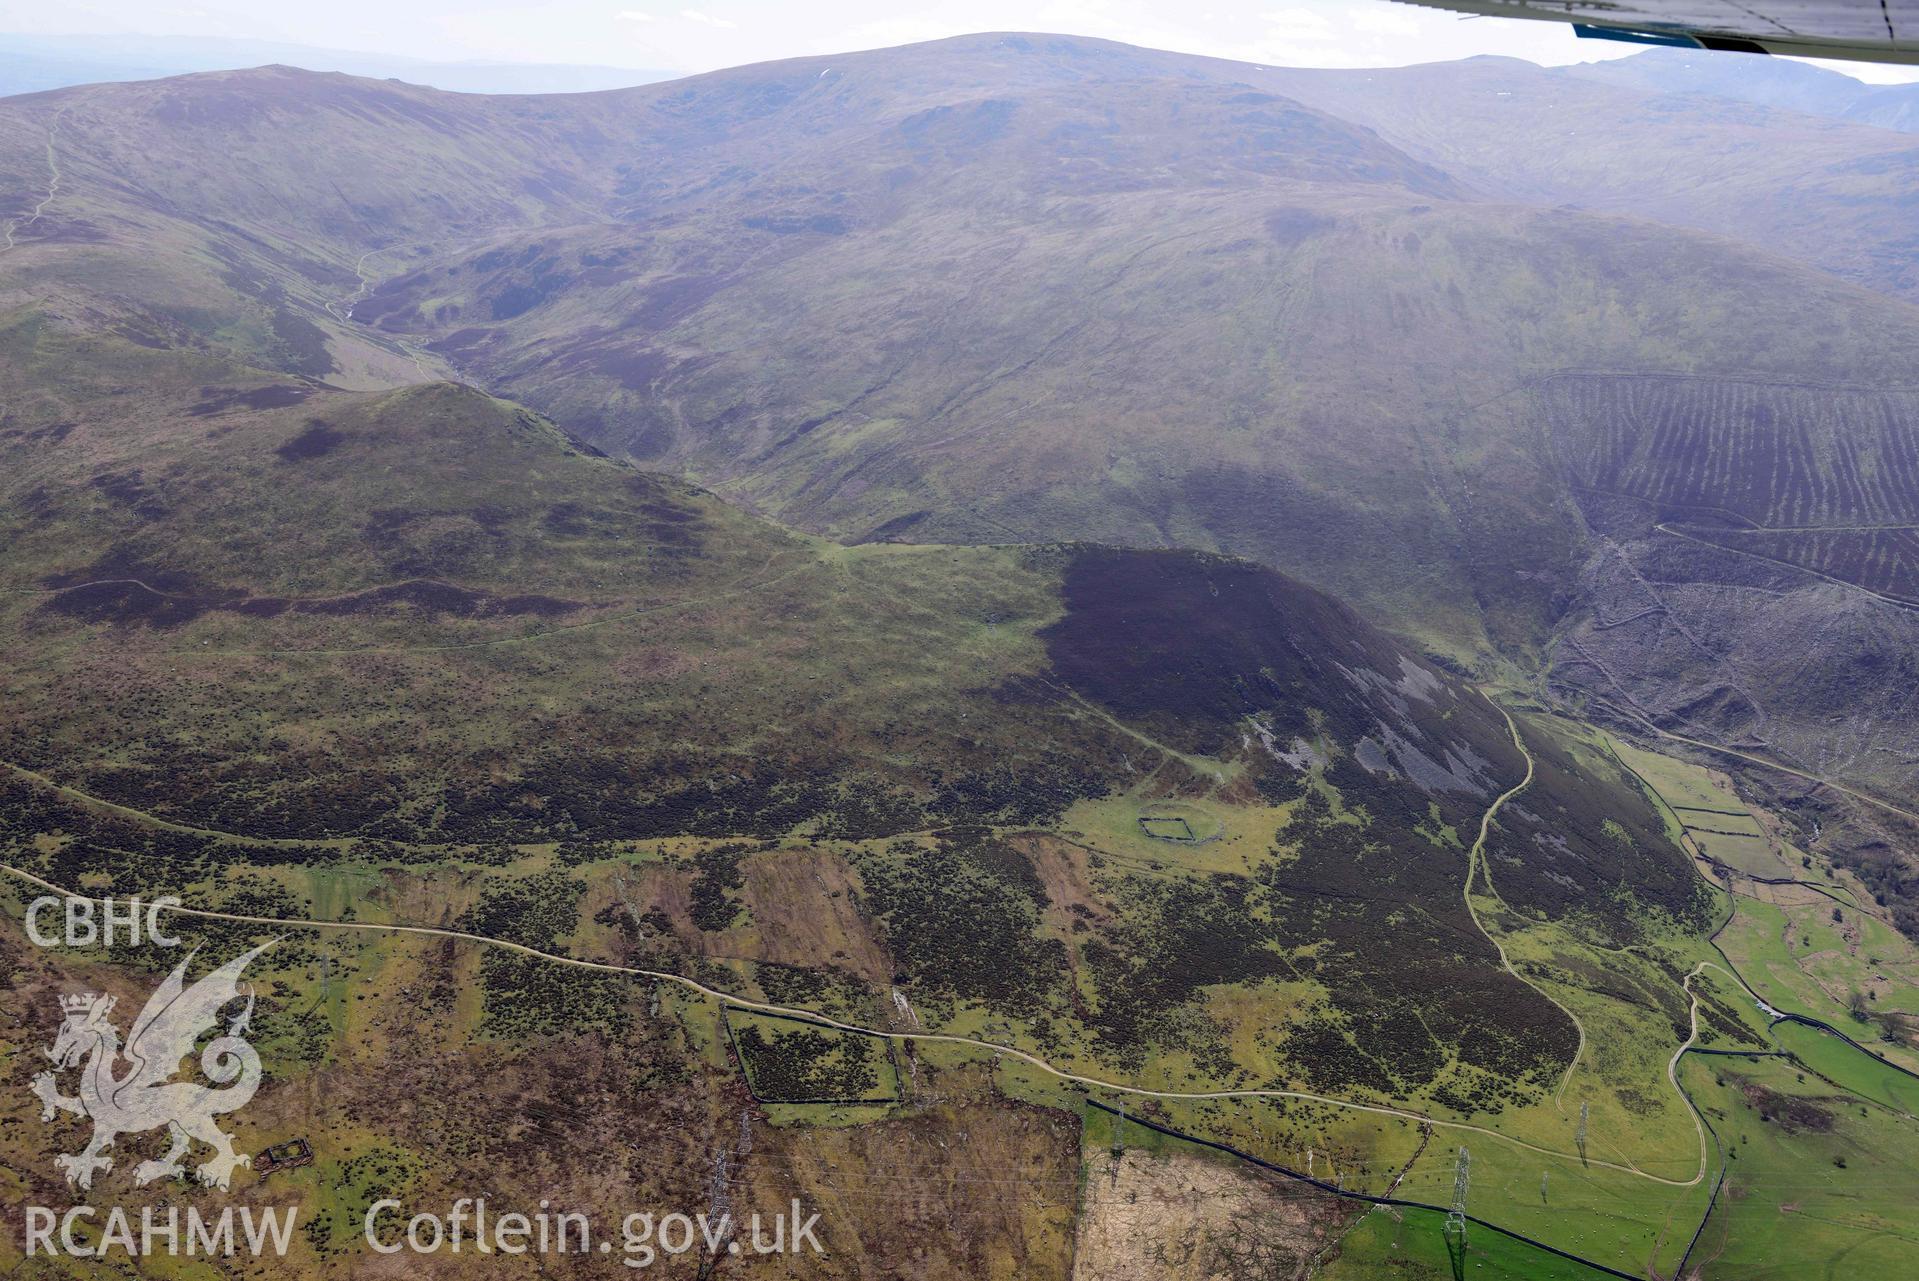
[1569,46,1919,131]
[1262,54,1919,301]
[0,32,673,97]
[3,31,1916,894]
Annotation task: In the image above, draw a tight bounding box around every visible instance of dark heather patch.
[1037,546,1532,812]
[856,838,1068,1015]
[1481,724,1709,930]
[627,275,725,330]
[107,324,171,350]
[275,421,345,461]
[287,580,579,619]
[939,825,1049,907]
[462,760,838,844]
[40,574,581,629]
[568,344,673,391]
[762,413,833,456]
[896,98,1017,150]
[188,385,314,416]
[1265,208,1336,246]
[732,1023,886,1102]
[361,508,418,551]
[42,580,208,628]
[269,304,336,377]
[741,213,849,236]
[424,327,496,357]
[22,216,108,244]
[469,505,514,533]
[1741,1081,1836,1134]
[1262,788,1577,1102]
[864,510,931,542]
[89,470,168,520]
[625,477,706,549]
[1084,874,1288,1057]
[488,271,570,321]
[42,552,203,595]
[1039,547,1380,756]
[542,502,591,536]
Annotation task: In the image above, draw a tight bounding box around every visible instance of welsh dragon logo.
[30,942,273,1191]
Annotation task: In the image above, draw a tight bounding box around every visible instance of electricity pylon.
[1443,1146,1470,1281]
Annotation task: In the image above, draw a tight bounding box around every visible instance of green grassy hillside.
[5,36,1919,1276]
[0,308,1741,1274]
[8,37,1919,854]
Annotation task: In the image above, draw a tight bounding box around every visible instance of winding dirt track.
[0,846,1708,1187]
[1,107,63,254]
[1461,702,1592,1115]
[1605,702,1919,828]
[0,692,1723,1189]
[1653,520,1919,612]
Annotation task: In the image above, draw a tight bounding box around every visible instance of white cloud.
[809,13,978,55]
[1352,6,1422,36]
[33,0,1746,78]
[1261,6,1338,43]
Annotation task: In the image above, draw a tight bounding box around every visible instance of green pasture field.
[1680,1047,1919,1278]
[1772,1020,1919,1115]
[1324,1203,1634,1281]
[1718,897,1919,1065]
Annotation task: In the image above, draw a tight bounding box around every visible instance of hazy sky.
[12,0,1919,83]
